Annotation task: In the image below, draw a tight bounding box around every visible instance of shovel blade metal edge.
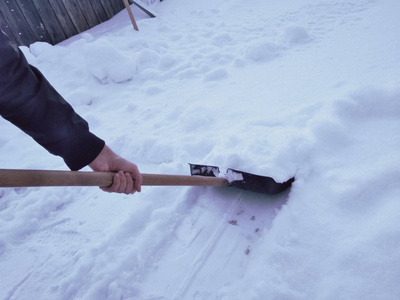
[189,164,221,177]
[189,164,294,195]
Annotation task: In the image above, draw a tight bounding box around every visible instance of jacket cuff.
[63,134,105,171]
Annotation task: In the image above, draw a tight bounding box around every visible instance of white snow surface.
[1,0,400,299]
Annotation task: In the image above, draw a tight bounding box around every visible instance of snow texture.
[1,0,400,299]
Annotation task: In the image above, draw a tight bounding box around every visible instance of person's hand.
[88,145,142,194]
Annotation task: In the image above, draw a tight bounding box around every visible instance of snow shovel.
[189,164,294,194]
[0,166,294,195]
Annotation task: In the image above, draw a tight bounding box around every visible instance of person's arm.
[0,30,141,194]
[0,30,104,170]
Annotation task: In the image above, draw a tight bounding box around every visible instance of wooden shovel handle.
[0,169,229,188]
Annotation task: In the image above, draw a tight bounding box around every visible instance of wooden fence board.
[15,0,51,42]
[109,0,125,16]
[0,9,19,44]
[74,0,100,28]
[46,0,77,39]
[0,3,20,45]
[98,0,115,19]
[0,0,136,46]
[60,0,89,33]
[87,0,109,23]
[32,0,68,44]
[0,0,36,45]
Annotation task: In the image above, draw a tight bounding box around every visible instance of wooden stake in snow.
[123,0,139,31]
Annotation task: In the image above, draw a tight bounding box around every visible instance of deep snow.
[1,0,400,299]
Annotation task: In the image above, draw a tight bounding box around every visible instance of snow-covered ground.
[1,0,400,299]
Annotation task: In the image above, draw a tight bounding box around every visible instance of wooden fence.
[0,0,128,46]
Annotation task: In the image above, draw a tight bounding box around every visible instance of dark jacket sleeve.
[0,30,105,170]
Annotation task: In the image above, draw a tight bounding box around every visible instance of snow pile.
[1,0,400,299]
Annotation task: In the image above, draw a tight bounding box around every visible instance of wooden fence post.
[123,0,139,31]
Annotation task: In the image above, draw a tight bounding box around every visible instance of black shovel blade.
[190,164,294,195]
